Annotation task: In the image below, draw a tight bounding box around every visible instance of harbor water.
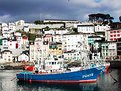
[0,68,121,91]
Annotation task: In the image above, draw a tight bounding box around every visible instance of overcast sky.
[0,0,121,23]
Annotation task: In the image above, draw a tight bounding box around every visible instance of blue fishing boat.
[16,65,104,84]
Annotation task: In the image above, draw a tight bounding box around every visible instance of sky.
[0,0,121,23]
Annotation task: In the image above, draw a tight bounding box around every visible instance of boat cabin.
[45,59,64,73]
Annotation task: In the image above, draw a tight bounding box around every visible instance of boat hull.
[104,63,110,73]
[17,66,103,84]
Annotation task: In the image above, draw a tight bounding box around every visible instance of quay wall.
[109,61,121,68]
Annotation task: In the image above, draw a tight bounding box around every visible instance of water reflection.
[17,81,99,91]
[0,70,18,91]
[97,69,121,91]
[0,69,121,91]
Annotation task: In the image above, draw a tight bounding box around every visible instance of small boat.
[23,65,35,71]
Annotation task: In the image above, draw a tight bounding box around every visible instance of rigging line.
[109,73,118,83]
[11,77,16,81]
[108,69,118,83]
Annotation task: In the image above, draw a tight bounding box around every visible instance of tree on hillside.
[88,13,114,24]
[34,20,44,24]
[119,16,121,22]
[44,26,50,31]
[16,30,39,41]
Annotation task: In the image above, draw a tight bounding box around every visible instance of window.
[114,31,116,33]
[59,48,61,50]
[110,35,113,37]
[52,62,55,65]
[106,53,108,56]
[110,38,113,41]
[106,46,108,48]
[114,38,116,40]
[8,59,11,61]
[110,53,112,56]
[49,62,51,65]
[102,46,105,49]
[118,34,120,36]
[117,30,120,33]
[114,35,116,37]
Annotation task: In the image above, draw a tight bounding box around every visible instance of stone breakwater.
[2,62,34,70]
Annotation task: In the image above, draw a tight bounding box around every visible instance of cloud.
[0,0,121,22]
[0,14,12,23]
[99,0,121,21]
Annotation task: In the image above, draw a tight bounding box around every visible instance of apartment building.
[105,29,121,41]
[101,41,117,60]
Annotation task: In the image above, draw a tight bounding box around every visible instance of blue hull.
[16,66,103,84]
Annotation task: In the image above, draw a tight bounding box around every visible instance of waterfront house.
[29,37,49,63]
[18,52,29,62]
[49,42,63,57]
[105,29,121,41]
[101,41,117,60]
[88,36,104,60]
[1,50,13,63]
[62,33,89,62]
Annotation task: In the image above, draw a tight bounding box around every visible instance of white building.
[77,22,110,37]
[62,33,87,51]
[101,41,117,60]
[53,34,63,42]
[1,50,13,63]
[18,53,29,62]
[62,33,89,61]
[44,29,69,35]
[43,19,80,28]
[77,23,94,34]
[43,34,53,42]
[15,20,25,26]
[1,23,8,31]
[29,38,49,63]
[8,23,16,31]
[95,24,110,32]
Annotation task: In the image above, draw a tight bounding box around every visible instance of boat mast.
[41,36,45,70]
